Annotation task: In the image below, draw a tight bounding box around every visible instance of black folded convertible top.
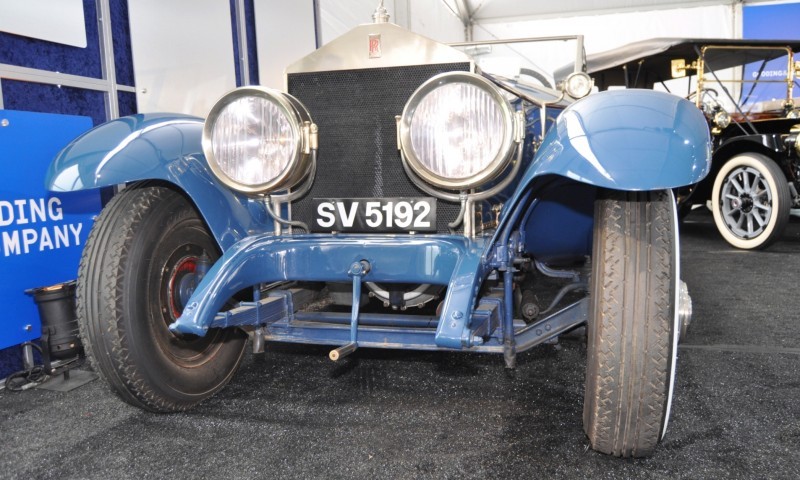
[556,38,800,90]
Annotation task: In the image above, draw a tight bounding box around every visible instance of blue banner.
[0,110,100,350]
[742,3,800,106]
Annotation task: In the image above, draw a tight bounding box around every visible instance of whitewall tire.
[711,153,790,250]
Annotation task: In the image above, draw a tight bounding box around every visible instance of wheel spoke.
[746,214,756,235]
[741,171,751,192]
[752,211,767,228]
[729,177,745,195]
[753,200,771,212]
[721,205,735,217]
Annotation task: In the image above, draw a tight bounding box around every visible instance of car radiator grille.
[287,63,471,233]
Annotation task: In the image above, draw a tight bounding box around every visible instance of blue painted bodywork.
[174,234,487,349]
[508,90,711,262]
[46,89,711,353]
[525,90,710,191]
[45,113,274,250]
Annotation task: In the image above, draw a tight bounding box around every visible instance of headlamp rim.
[202,86,312,195]
[398,71,516,191]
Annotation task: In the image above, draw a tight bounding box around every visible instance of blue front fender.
[498,89,711,263]
[523,89,711,191]
[45,113,273,250]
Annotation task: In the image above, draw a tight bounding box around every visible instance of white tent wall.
[402,0,465,42]
[318,0,464,44]
[256,0,317,90]
[464,4,737,84]
[472,4,737,55]
[122,0,796,116]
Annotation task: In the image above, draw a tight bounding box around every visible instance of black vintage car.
[562,38,800,249]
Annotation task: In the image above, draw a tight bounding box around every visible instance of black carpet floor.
[1,209,799,479]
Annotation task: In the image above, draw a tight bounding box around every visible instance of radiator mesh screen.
[288,63,471,233]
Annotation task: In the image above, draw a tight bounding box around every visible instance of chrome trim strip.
[97,0,119,119]
[0,63,136,93]
[448,35,583,47]
[451,35,586,75]
[235,0,250,86]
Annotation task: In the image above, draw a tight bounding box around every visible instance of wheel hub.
[157,246,223,360]
[167,256,200,320]
[736,194,753,213]
[177,267,201,308]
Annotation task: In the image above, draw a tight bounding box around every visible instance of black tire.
[77,185,247,412]
[584,190,678,457]
[711,153,791,250]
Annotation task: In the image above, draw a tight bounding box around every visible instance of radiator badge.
[368,34,382,59]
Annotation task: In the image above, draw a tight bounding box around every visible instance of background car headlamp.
[564,72,594,99]
[714,110,731,129]
[398,72,516,190]
[203,87,314,195]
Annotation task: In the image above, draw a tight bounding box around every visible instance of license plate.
[311,198,437,233]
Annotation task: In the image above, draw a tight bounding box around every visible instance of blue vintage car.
[46,7,710,457]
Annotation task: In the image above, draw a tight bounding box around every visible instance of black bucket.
[26,281,81,360]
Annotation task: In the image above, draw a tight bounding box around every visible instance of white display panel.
[404,0,463,43]
[0,0,87,48]
[128,0,236,116]
[255,0,317,90]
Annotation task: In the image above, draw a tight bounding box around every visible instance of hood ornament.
[372,0,389,23]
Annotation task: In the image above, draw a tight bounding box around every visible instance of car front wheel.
[77,185,247,412]
[584,190,679,457]
[711,153,790,250]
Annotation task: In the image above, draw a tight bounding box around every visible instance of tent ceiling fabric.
[447,0,740,22]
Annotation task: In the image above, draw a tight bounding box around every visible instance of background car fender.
[45,113,273,250]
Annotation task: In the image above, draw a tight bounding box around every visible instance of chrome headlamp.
[564,72,594,99]
[203,87,315,195]
[398,72,516,191]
